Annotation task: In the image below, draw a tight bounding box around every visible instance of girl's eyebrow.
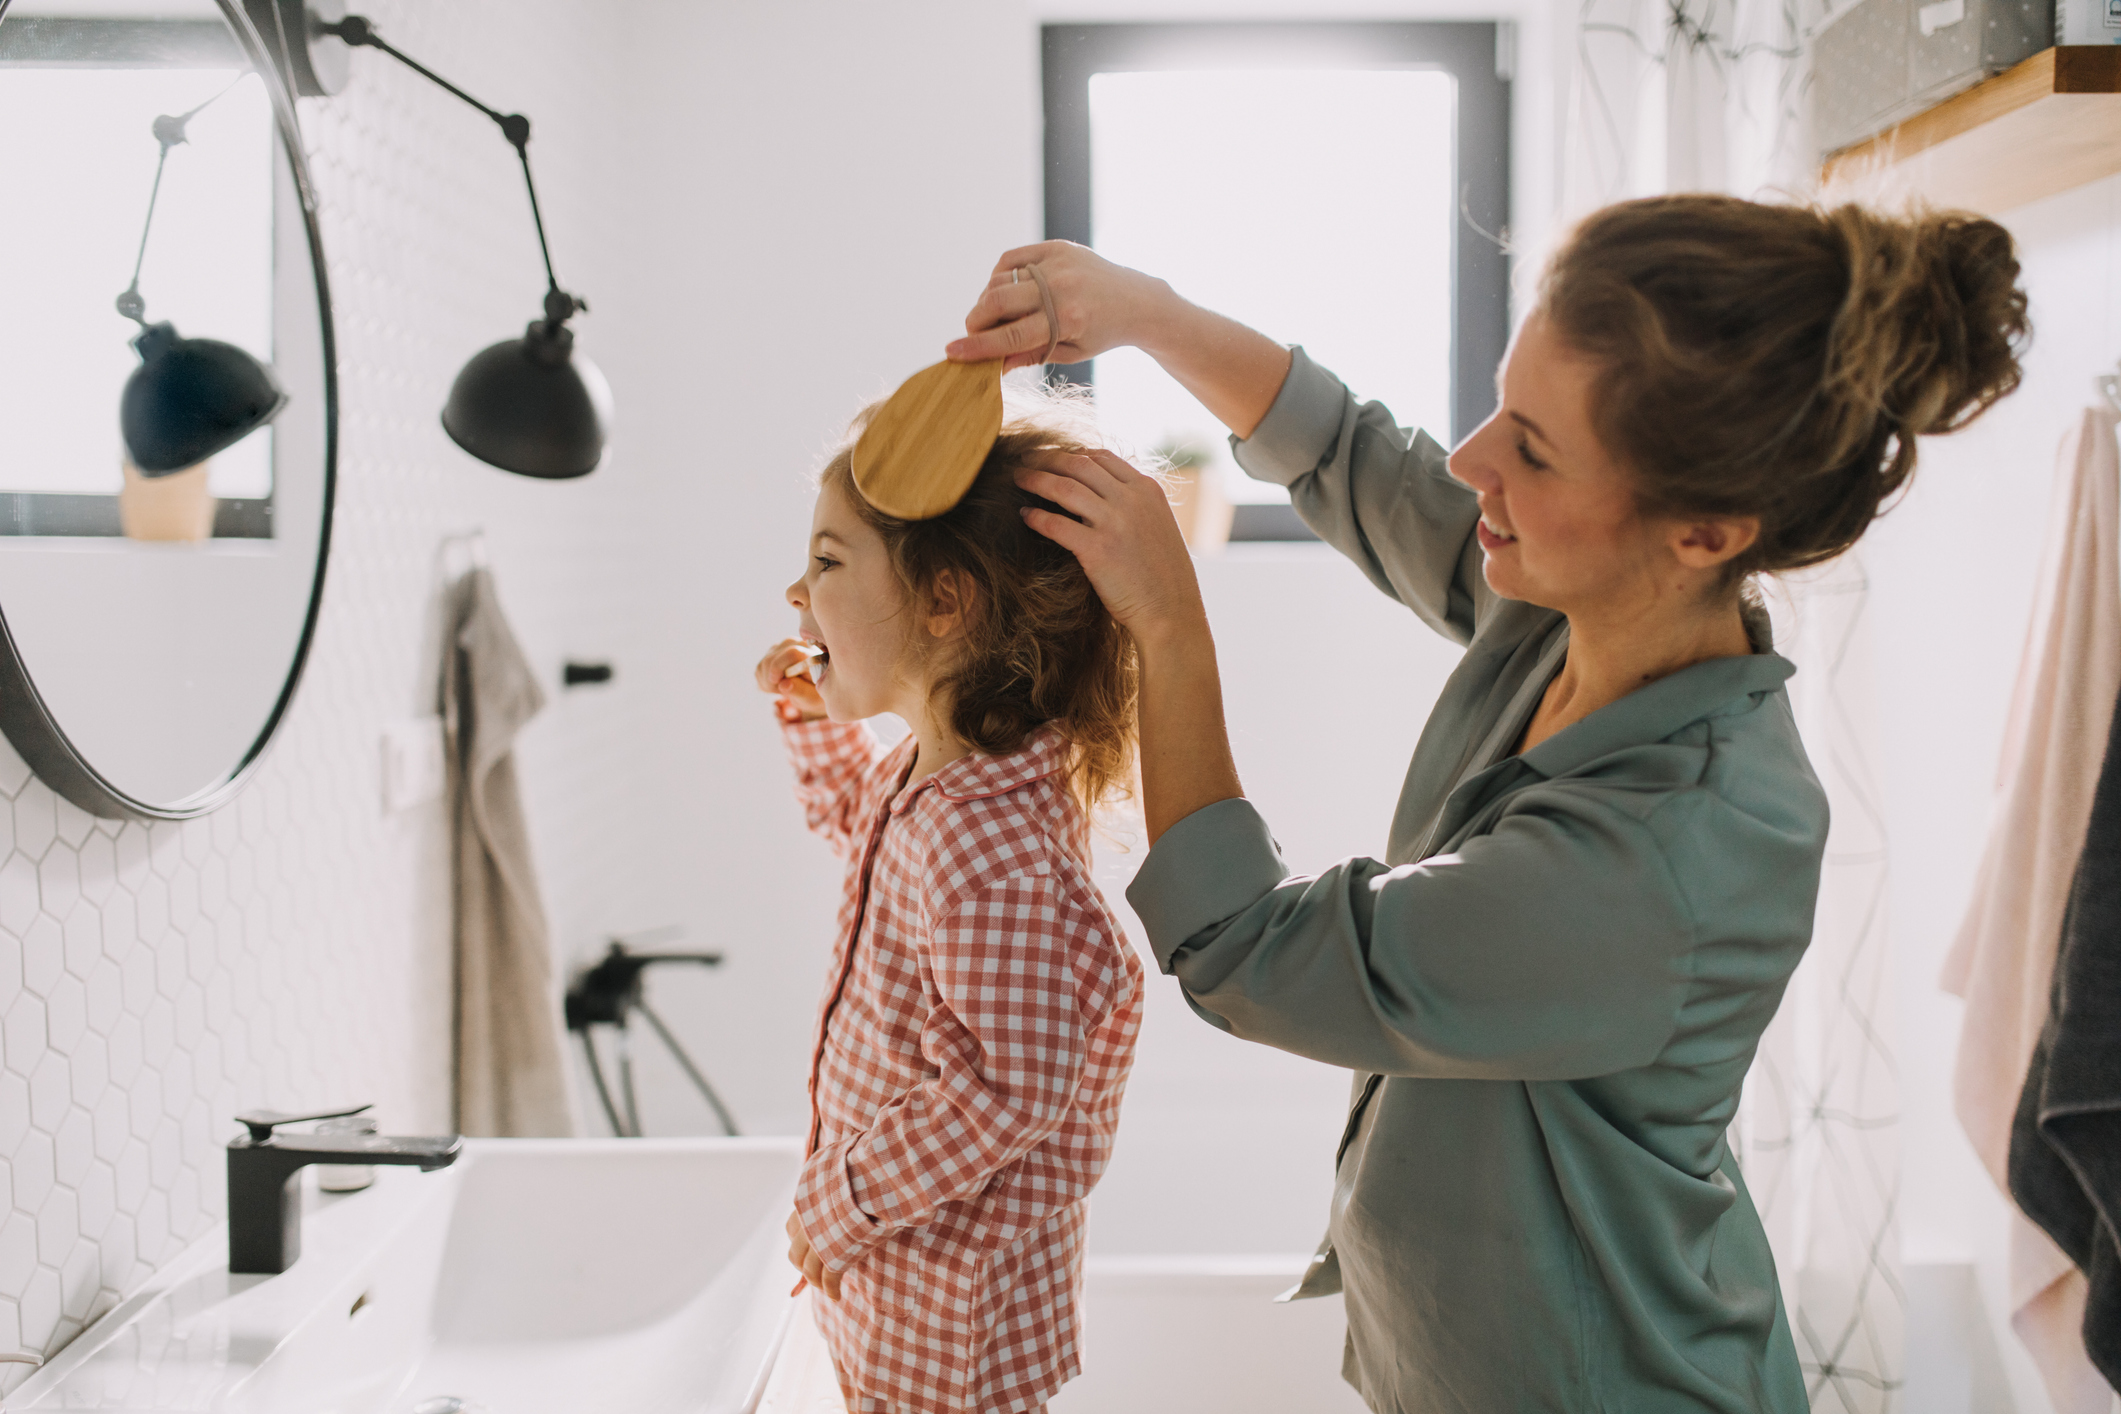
[813,529,848,546]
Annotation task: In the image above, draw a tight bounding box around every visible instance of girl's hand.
[947,241,1176,372]
[1012,450,1209,650]
[756,638,826,724]
[785,1211,842,1300]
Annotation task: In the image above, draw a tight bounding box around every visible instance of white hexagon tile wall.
[0,2,687,1389]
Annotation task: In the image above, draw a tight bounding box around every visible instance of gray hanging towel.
[2011,669,2121,1397]
[442,565,574,1137]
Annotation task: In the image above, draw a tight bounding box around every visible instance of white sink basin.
[10,1137,803,1414]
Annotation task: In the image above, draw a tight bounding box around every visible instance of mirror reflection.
[0,0,329,813]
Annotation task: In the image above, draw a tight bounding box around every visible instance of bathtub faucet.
[227,1106,462,1274]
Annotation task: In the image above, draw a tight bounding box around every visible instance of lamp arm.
[511,143,576,321]
[116,79,246,326]
[116,143,175,325]
[324,15,582,324]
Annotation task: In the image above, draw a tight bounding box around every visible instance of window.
[1043,23,1511,540]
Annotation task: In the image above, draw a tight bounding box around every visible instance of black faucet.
[226,1106,462,1274]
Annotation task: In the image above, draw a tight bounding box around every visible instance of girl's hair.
[1538,195,2030,582]
[820,381,1139,816]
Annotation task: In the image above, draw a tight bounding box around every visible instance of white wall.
[1865,169,2121,1414]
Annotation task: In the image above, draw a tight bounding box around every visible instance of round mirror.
[0,0,333,819]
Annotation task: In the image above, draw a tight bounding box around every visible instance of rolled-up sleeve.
[1233,347,1489,645]
[1126,791,1695,1081]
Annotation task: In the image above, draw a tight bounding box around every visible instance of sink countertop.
[10,1167,456,1411]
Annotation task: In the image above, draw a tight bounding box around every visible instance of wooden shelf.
[1822,47,2121,214]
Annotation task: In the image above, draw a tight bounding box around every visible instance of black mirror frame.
[0,0,338,822]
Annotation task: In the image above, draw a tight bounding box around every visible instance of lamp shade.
[441,320,611,479]
[120,321,288,476]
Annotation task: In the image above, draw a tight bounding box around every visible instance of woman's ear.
[1669,515,1760,571]
[925,569,968,642]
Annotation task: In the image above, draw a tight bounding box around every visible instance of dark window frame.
[1042,21,1511,542]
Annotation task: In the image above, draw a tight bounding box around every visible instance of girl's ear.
[925,568,968,642]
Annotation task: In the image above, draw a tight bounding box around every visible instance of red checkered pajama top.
[782,717,1143,1414]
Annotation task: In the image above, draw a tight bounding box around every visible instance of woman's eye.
[1515,437,1548,471]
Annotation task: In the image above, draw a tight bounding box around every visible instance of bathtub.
[1051,1256,1368,1414]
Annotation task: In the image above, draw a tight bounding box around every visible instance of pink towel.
[1942,405,2121,1413]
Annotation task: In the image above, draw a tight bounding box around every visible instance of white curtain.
[1755,562,1905,1412]
[1563,0,1829,211]
[1560,4,1905,1408]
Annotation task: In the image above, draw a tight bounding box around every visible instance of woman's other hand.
[1013,450,1206,649]
[756,638,826,724]
[948,241,1173,373]
[1017,449,1241,842]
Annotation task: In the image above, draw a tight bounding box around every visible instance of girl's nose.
[785,576,807,610]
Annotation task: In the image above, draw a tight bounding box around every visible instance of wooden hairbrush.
[851,357,1005,521]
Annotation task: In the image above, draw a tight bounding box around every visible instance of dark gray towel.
[2011,675,2121,1395]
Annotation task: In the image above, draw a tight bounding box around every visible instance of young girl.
[753,389,1144,1414]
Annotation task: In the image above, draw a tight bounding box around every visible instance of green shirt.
[1127,349,1822,1414]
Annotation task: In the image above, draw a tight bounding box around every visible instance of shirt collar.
[1519,649,1797,781]
[889,724,1070,813]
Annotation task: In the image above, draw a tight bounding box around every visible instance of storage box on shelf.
[1820,46,2121,213]
[1811,0,2054,153]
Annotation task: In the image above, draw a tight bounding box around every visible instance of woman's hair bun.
[1539,195,2031,581]
[1822,205,2029,441]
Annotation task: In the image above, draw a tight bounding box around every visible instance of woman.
[944,196,2029,1413]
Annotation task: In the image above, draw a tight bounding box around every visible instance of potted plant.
[1153,440,1233,554]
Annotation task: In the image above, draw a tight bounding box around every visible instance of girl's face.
[1446,313,1675,616]
[785,479,923,723]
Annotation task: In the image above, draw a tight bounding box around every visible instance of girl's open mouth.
[798,640,829,683]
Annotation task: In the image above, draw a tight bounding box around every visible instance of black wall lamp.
[245,2,609,479]
[117,88,288,476]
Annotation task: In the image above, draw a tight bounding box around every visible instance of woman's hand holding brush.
[950,239,1291,440]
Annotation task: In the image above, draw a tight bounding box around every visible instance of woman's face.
[1447,313,1673,617]
[785,479,921,723]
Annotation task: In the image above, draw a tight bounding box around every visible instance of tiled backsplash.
[0,1,664,1383]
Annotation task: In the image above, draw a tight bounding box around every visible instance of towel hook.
[2099,362,2121,415]
[439,530,490,583]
